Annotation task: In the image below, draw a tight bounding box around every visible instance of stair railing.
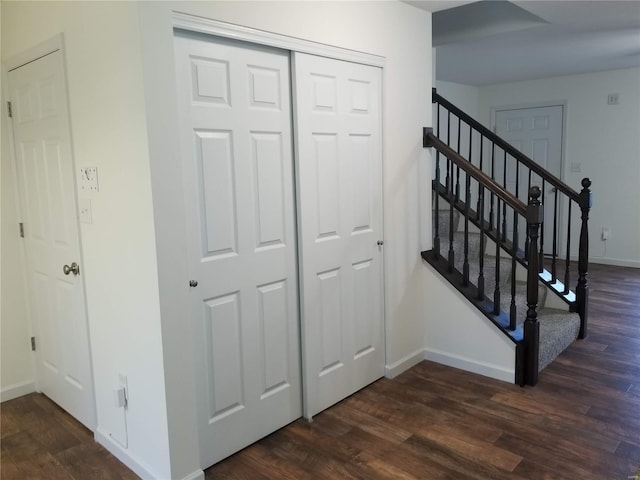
[432,89,591,338]
[425,129,542,385]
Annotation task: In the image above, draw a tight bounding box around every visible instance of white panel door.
[293,52,384,418]
[495,105,564,249]
[174,32,301,468]
[8,50,96,429]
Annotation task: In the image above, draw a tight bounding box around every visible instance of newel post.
[577,178,592,339]
[525,186,543,386]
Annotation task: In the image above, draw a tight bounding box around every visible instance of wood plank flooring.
[2,263,639,479]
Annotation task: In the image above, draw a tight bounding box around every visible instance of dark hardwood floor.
[2,263,639,479]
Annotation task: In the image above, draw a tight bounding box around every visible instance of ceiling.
[408,0,640,86]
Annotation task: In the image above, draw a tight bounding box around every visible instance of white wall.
[1,2,171,479]
[138,1,432,478]
[478,68,640,267]
[436,80,480,120]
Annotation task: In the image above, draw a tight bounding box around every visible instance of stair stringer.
[422,262,516,383]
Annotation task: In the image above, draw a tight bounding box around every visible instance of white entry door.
[495,105,564,250]
[174,32,302,468]
[8,50,96,430]
[293,52,385,419]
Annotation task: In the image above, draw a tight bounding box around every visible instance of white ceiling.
[409,0,640,86]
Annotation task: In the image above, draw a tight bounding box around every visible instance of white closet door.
[174,32,301,468]
[293,52,385,418]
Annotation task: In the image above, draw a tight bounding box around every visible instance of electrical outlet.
[78,198,92,224]
[601,227,610,241]
[607,93,619,105]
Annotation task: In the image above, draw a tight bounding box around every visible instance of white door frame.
[3,34,96,427]
[170,13,387,421]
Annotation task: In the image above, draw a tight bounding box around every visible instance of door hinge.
[19,222,24,238]
[7,101,12,118]
[31,336,36,351]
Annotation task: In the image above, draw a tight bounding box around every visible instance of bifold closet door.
[293,52,385,419]
[174,32,302,468]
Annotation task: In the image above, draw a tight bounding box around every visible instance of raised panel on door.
[174,31,301,468]
[495,105,564,251]
[9,49,95,430]
[294,52,384,419]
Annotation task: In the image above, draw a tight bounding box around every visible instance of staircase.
[422,89,592,386]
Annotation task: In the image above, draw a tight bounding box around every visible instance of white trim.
[0,381,36,402]
[171,12,385,67]
[5,34,63,71]
[385,349,426,379]
[424,348,514,383]
[180,470,206,480]
[96,429,193,480]
[591,257,640,269]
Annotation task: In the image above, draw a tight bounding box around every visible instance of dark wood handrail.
[425,130,527,217]
[433,89,580,203]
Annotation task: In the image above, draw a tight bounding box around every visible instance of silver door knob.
[63,262,80,276]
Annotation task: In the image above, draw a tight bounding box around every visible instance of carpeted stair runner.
[433,209,580,372]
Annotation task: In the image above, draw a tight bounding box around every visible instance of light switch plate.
[78,166,99,192]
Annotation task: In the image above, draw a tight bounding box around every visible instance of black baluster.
[525,186,542,386]
[551,187,558,282]
[434,104,441,256]
[455,117,461,202]
[463,170,471,286]
[577,178,592,339]
[539,179,545,273]
[501,150,507,242]
[477,185,485,299]
[476,135,484,219]
[489,142,495,230]
[448,157,455,272]
[493,197,501,315]
[564,202,572,294]
[510,205,518,330]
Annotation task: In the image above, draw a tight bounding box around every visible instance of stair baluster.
[501,149,508,242]
[510,205,518,330]
[577,178,592,339]
[489,142,496,230]
[551,188,559,282]
[539,179,545,273]
[448,157,455,272]
[525,186,543,386]
[434,108,441,256]
[493,197,501,315]
[476,134,484,220]
[463,171,471,286]
[564,202,572,294]
[477,184,485,299]
[455,117,461,202]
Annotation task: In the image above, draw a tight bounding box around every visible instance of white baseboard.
[181,470,205,480]
[424,348,514,383]
[1,381,36,402]
[591,258,640,268]
[96,429,161,480]
[385,348,426,379]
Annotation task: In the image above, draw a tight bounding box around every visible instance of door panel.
[9,50,95,430]
[495,105,564,249]
[294,52,385,419]
[174,32,301,468]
